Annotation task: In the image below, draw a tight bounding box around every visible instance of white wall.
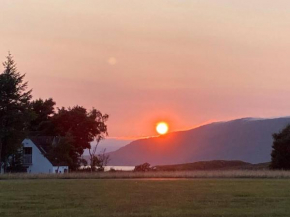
[22,139,54,174]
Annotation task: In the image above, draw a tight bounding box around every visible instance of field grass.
[1,179,290,217]
[2,170,290,180]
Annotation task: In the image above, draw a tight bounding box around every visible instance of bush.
[134,163,155,172]
[271,125,290,170]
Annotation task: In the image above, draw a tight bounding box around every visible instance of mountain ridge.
[108,117,290,166]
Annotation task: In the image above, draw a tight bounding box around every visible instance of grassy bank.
[1,179,290,217]
[1,170,290,180]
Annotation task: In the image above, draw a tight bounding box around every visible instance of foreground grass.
[2,170,290,180]
[1,179,290,217]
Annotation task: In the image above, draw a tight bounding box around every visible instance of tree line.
[0,53,108,172]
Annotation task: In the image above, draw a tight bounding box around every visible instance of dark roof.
[29,136,68,167]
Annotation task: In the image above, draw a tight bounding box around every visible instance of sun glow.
[156,122,169,135]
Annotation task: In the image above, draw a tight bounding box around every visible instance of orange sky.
[1,1,290,138]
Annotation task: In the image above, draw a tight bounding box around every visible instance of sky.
[1,0,290,139]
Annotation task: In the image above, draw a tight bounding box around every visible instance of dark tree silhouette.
[89,146,110,172]
[45,133,74,173]
[30,98,56,133]
[134,163,152,172]
[97,148,110,171]
[0,53,33,172]
[29,102,109,170]
[49,106,109,170]
[271,125,290,170]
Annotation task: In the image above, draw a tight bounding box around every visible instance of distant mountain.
[108,117,290,166]
[83,138,132,155]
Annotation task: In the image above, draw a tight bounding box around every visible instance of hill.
[155,160,270,171]
[108,117,290,166]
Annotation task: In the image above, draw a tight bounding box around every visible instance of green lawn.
[0,179,290,217]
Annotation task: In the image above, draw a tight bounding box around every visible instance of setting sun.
[156,122,169,135]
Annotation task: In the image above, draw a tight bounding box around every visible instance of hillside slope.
[109,117,290,166]
[155,160,270,171]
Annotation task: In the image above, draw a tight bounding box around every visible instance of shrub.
[271,125,290,170]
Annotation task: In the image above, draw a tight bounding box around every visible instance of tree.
[45,133,74,172]
[133,163,152,172]
[29,101,109,171]
[0,53,33,172]
[88,142,110,172]
[88,142,100,172]
[271,125,290,170]
[50,106,109,170]
[30,98,55,133]
[6,148,26,173]
[97,148,110,171]
[80,158,88,167]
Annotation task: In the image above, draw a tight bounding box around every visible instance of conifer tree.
[0,53,33,172]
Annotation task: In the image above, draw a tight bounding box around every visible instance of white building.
[22,137,69,174]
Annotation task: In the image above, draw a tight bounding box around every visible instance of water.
[79,165,135,171]
[104,166,135,171]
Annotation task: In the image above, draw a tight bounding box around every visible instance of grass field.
[1,179,290,217]
[2,170,290,180]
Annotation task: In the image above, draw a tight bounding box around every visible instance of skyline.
[1,0,290,138]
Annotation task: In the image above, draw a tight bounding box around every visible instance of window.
[23,147,32,164]
[24,147,32,155]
